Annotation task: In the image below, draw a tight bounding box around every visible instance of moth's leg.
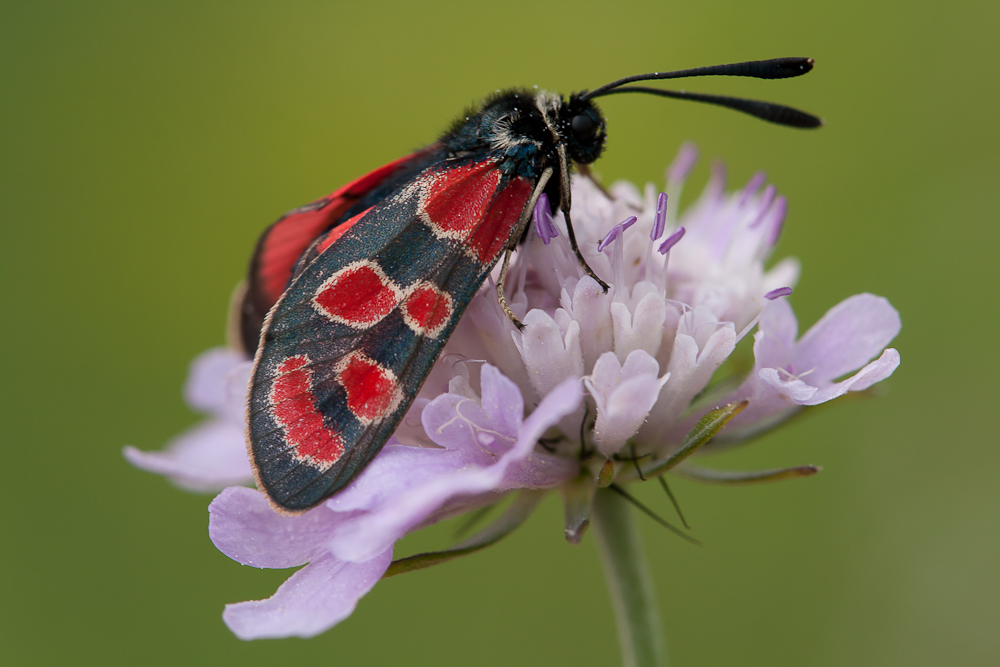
[562,207,609,291]
[493,167,555,330]
[557,145,609,292]
[496,248,524,330]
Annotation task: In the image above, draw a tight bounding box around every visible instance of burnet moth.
[237,57,821,513]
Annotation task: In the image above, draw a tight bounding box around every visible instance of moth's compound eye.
[571,113,597,141]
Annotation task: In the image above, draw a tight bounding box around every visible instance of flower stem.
[592,488,666,667]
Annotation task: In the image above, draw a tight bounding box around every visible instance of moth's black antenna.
[582,57,814,101]
[596,87,822,129]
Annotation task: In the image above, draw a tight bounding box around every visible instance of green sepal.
[624,401,747,481]
[382,489,545,578]
[673,463,821,485]
[597,459,616,487]
[561,473,596,544]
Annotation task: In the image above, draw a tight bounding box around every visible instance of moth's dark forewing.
[248,157,535,512]
[240,146,443,354]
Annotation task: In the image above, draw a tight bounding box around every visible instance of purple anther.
[533,193,558,244]
[765,287,793,300]
[598,228,620,253]
[739,171,767,206]
[651,192,668,240]
[767,196,788,246]
[749,185,777,229]
[667,142,699,183]
[705,160,727,201]
[597,216,637,253]
[657,226,685,255]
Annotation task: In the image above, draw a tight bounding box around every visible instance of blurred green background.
[3,1,997,665]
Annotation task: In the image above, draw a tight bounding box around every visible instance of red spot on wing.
[420,162,532,264]
[271,356,344,466]
[313,261,400,327]
[337,353,399,423]
[422,162,502,240]
[468,177,533,263]
[401,283,453,338]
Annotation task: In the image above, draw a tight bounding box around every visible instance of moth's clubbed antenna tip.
[780,57,814,74]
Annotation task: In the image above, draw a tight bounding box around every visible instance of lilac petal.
[657,226,685,255]
[501,444,579,491]
[421,394,511,457]
[123,419,252,491]
[514,309,584,399]
[479,359,527,438]
[223,550,392,640]
[753,298,799,369]
[571,275,614,372]
[328,443,469,513]
[760,297,799,344]
[209,486,343,568]
[586,351,667,455]
[667,142,698,183]
[651,192,668,240]
[221,359,253,424]
[596,374,665,440]
[650,311,736,427]
[184,348,249,419]
[757,368,819,403]
[586,351,658,403]
[794,293,901,383]
[610,292,667,361]
[327,372,582,563]
[800,348,901,405]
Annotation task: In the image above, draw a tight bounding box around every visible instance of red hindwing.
[239,146,438,353]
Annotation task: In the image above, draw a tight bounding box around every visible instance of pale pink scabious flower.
[125,144,901,640]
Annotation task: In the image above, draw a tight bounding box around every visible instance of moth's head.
[560,94,606,165]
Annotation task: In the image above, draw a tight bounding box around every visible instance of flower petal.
[209,486,342,568]
[478,358,526,438]
[514,309,584,399]
[800,348,901,405]
[756,297,799,367]
[591,372,667,456]
[327,370,582,563]
[184,347,249,420]
[794,293,901,383]
[610,291,667,362]
[757,368,819,403]
[568,276,614,372]
[222,549,392,640]
[327,443,469,513]
[123,418,252,491]
[420,364,524,458]
[658,316,735,424]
